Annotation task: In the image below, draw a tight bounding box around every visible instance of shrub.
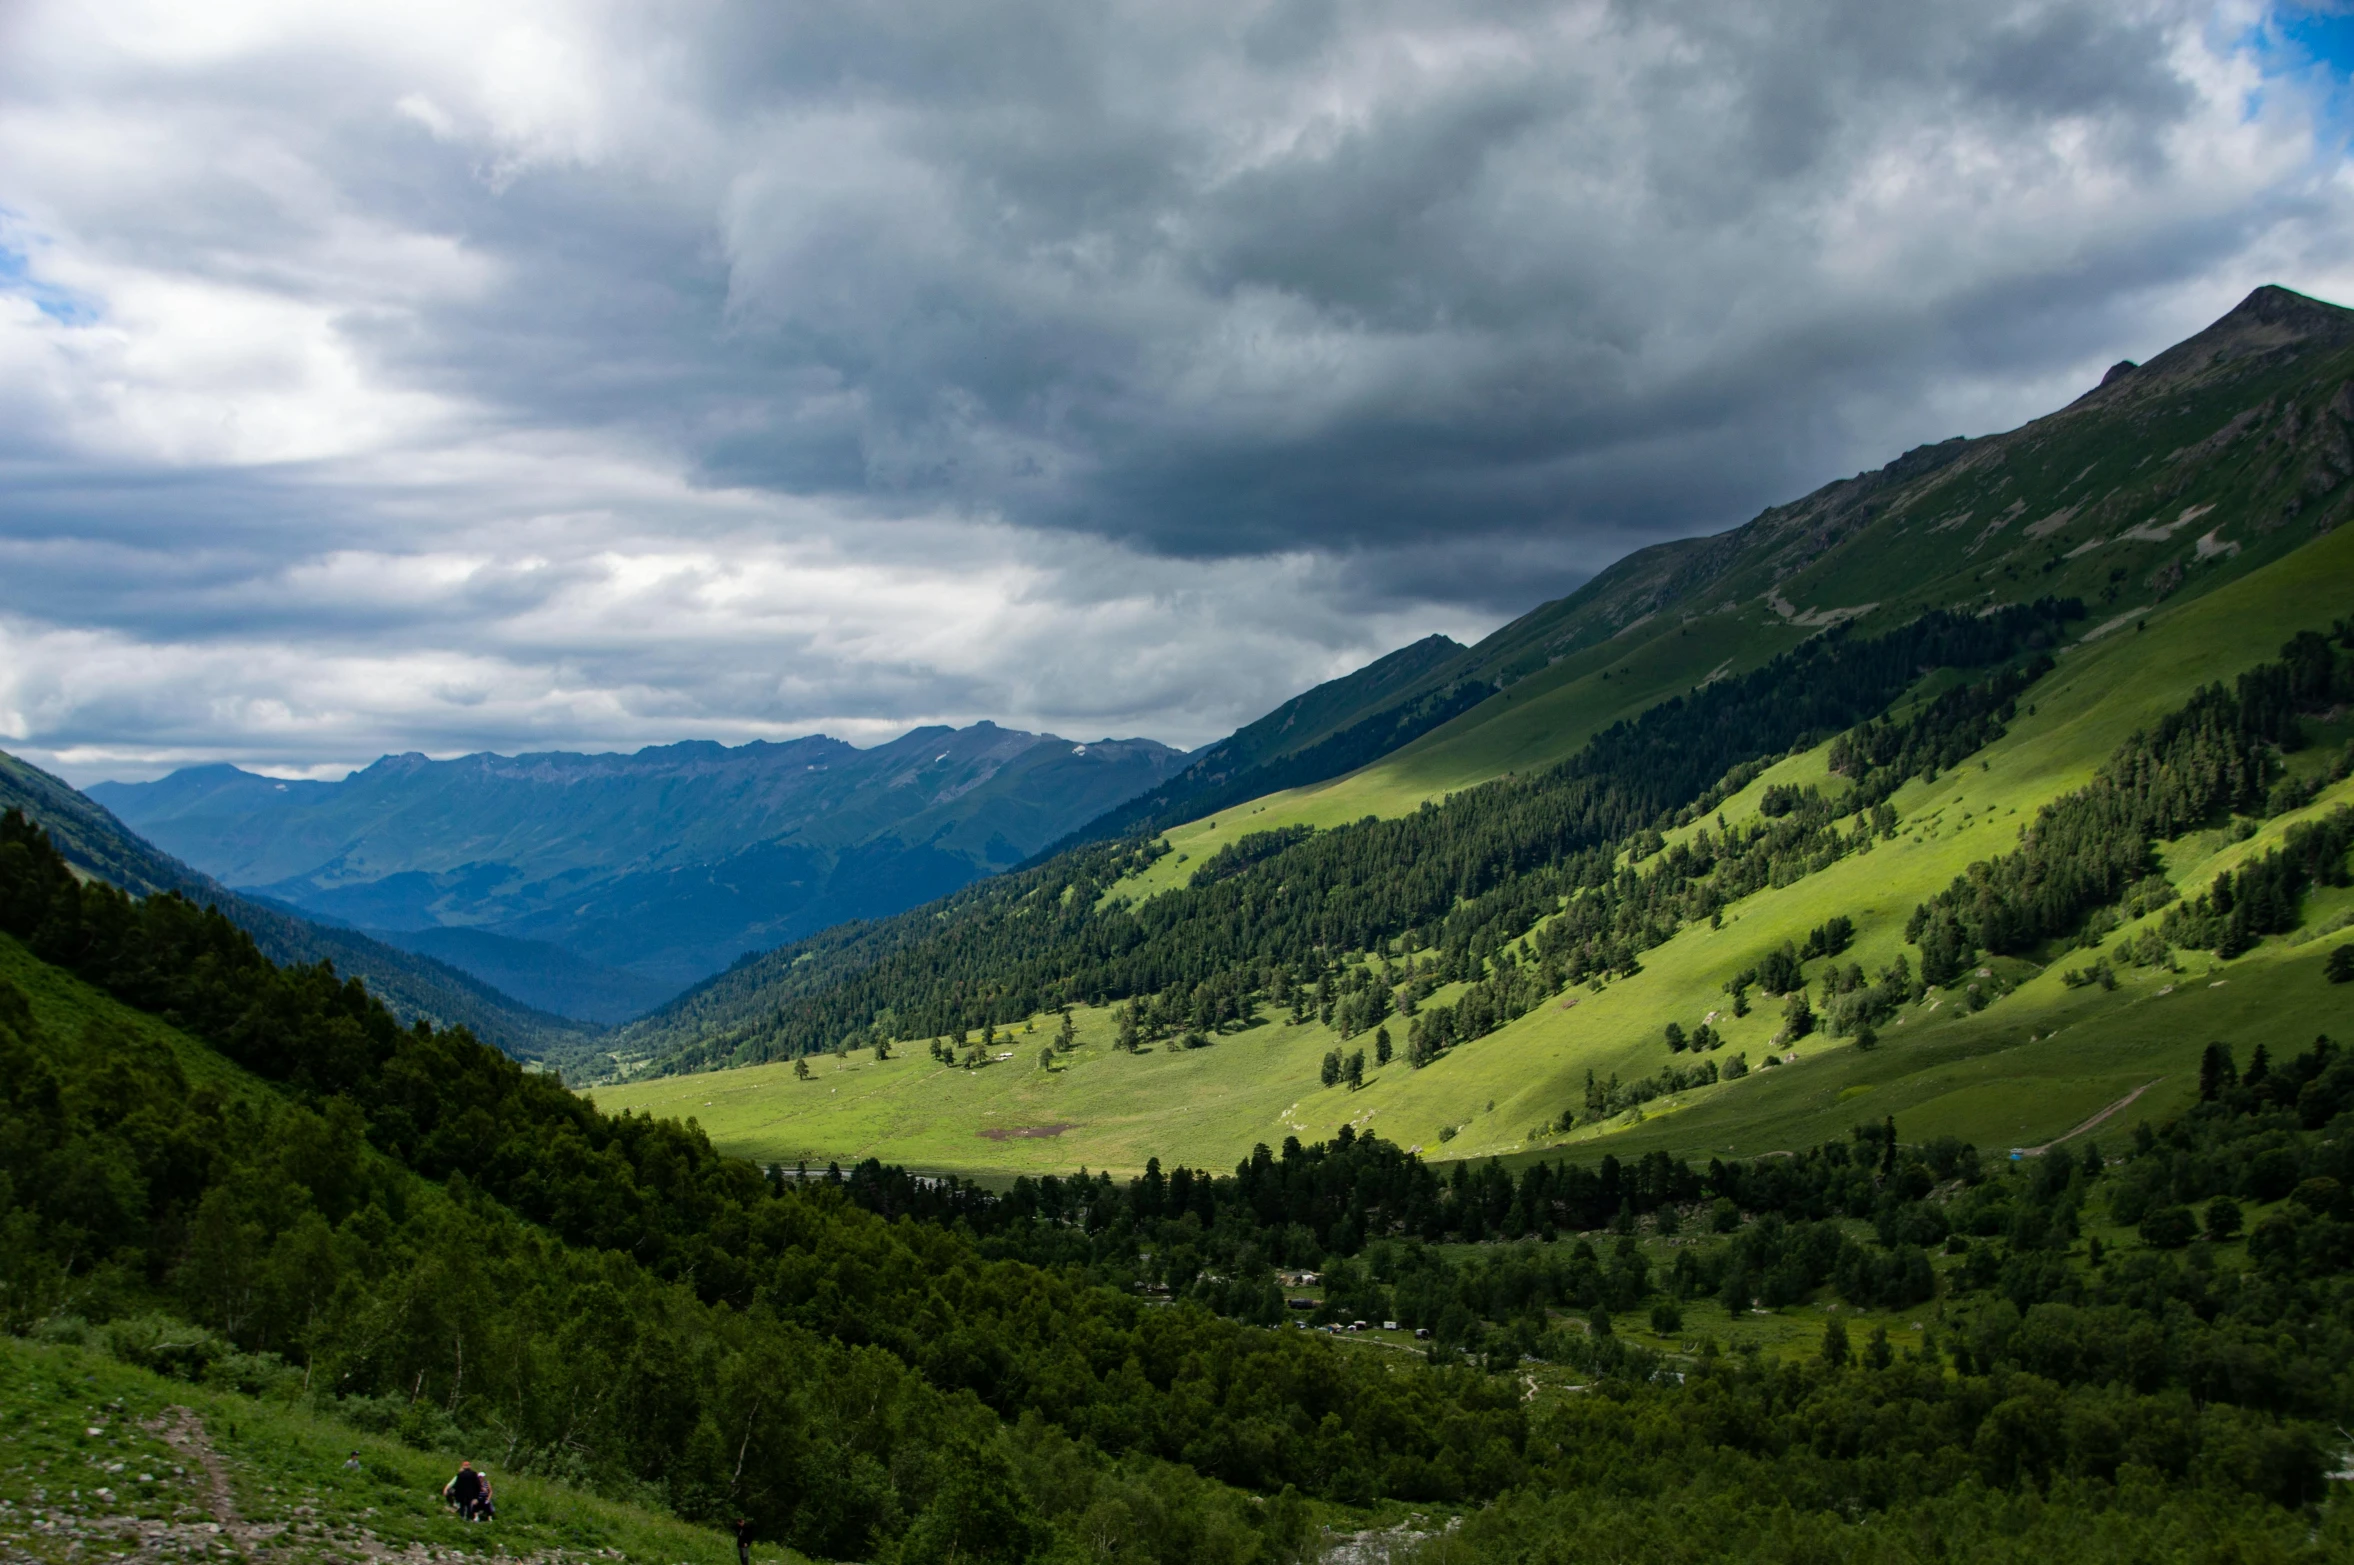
[2204,1196,2244,1242]
[2290,1177,2344,1218]
[2138,1207,2198,1249]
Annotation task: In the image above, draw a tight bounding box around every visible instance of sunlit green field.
[602,526,2354,1179]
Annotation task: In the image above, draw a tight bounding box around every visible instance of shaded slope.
[0,747,591,1061]
[373,925,678,1026]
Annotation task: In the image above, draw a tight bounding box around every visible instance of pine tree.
[1781,990,1814,1042]
[2199,1041,2236,1101]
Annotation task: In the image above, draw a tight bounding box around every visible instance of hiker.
[343,1451,361,1471]
[475,1472,497,1523]
[735,1517,753,1565]
[443,1460,485,1520]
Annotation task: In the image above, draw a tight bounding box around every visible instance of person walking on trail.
[443,1460,485,1520]
[735,1517,753,1565]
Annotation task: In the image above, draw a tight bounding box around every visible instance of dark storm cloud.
[0,0,2344,778]
[652,0,2265,561]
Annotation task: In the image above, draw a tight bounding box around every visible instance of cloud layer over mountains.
[3,0,2351,779]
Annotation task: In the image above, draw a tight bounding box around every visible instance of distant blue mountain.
[1,747,592,1061]
[93,723,1187,1020]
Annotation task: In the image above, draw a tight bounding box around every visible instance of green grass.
[606,524,2354,1179]
[0,1335,790,1565]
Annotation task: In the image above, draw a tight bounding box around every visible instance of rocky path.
[1,1403,610,1565]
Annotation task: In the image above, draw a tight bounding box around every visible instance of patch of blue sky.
[0,215,101,326]
[2251,3,2354,141]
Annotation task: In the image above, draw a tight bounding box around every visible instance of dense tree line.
[1908,625,2354,982]
[836,1036,2354,1541]
[633,601,2081,1072]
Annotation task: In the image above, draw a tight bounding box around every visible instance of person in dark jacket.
[443,1461,484,1519]
[735,1517,753,1565]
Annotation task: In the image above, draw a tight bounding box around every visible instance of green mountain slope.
[1134,285,2354,882]
[0,747,593,1061]
[0,1336,766,1565]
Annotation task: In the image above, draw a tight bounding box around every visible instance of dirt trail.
[152,1405,269,1556]
[2024,1079,2162,1156]
[139,1405,582,1564]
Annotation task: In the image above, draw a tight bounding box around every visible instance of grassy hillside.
[0,1335,767,1565]
[601,519,2354,1177]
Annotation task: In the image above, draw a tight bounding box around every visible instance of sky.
[3,1,2353,783]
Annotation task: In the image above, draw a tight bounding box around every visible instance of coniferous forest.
[7,802,2354,1559]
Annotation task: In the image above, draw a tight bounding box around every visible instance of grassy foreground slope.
[602,519,2354,1177]
[1120,285,2354,896]
[0,1336,765,1565]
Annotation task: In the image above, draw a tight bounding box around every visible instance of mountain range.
[0,746,594,1059]
[90,722,1192,1021]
